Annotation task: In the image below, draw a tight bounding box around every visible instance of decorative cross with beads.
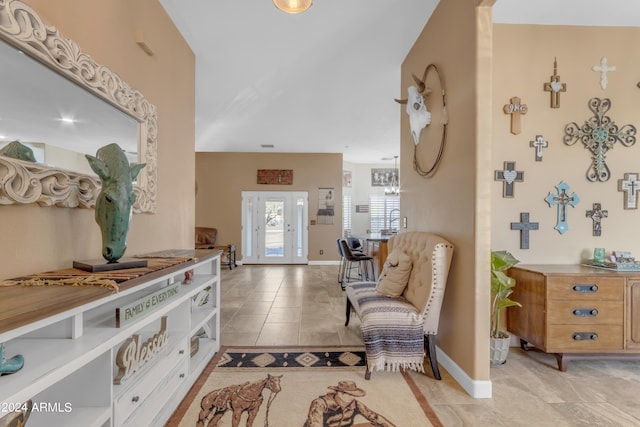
[511,212,539,250]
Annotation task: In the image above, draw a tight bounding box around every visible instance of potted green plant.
[490,250,521,365]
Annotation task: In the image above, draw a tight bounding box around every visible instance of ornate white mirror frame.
[0,0,157,213]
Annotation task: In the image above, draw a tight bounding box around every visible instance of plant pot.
[490,335,511,366]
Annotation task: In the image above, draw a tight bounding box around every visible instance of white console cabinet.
[0,249,221,427]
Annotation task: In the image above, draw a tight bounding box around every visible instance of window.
[343,195,352,235]
[369,195,400,233]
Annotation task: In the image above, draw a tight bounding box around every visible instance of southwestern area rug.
[166,346,443,427]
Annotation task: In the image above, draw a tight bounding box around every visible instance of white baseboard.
[308,260,341,266]
[436,346,492,398]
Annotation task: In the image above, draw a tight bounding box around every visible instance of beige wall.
[0,0,195,279]
[401,0,494,383]
[195,152,343,261]
[492,25,640,264]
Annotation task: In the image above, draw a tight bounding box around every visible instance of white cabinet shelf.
[0,249,221,427]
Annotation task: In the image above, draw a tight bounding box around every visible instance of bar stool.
[339,239,375,287]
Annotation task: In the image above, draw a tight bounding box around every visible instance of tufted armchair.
[344,231,454,380]
[195,227,237,270]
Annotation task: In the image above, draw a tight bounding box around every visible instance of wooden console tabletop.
[0,249,220,335]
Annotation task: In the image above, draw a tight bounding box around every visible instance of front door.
[241,191,308,264]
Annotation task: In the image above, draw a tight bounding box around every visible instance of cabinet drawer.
[547,325,623,350]
[547,300,622,325]
[114,338,188,425]
[547,277,624,300]
[124,358,189,427]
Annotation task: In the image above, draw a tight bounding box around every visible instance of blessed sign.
[113,316,169,385]
[115,284,180,327]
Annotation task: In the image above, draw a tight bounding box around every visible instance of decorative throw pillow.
[376,249,413,297]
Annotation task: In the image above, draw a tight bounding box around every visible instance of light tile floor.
[219,264,640,427]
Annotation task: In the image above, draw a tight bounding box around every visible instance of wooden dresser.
[507,264,640,371]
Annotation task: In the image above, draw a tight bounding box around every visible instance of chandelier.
[273,0,312,14]
[385,156,400,196]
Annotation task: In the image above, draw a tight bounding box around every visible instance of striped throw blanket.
[350,283,425,373]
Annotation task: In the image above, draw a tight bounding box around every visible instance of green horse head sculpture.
[0,140,37,162]
[86,143,146,263]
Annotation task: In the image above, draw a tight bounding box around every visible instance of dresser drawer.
[547,300,622,325]
[114,337,189,425]
[547,277,624,300]
[547,325,623,350]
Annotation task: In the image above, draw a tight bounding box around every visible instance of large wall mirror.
[0,0,157,213]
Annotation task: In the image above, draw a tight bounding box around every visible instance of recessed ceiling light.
[261,144,274,148]
[59,117,75,124]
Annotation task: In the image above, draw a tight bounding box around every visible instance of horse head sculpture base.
[73,257,148,273]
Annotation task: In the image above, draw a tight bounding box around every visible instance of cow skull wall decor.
[406,85,431,145]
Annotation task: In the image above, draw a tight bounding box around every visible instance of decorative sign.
[317,188,335,224]
[543,58,566,108]
[510,212,538,250]
[257,169,293,185]
[529,135,548,162]
[115,284,180,327]
[545,181,580,234]
[618,173,639,209]
[495,161,524,198]
[114,316,169,385]
[503,96,527,135]
[592,56,616,90]
[586,202,608,237]
[564,98,636,182]
[371,168,398,187]
[355,205,369,213]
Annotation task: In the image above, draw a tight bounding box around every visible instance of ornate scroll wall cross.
[529,135,548,161]
[618,173,639,209]
[503,97,527,135]
[495,161,524,198]
[545,181,580,234]
[543,58,566,108]
[564,98,636,182]
[511,212,539,250]
[592,56,616,90]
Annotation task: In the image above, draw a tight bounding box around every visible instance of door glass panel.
[245,197,253,257]
[296,197,304,257]
[265,200,284,257]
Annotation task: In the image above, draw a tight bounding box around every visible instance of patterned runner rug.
[167,346,442,427]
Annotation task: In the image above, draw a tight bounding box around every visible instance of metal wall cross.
[564,98,637,182]
[543,58,566,108]
[503,96,527,135]
[545,181,580,234]
[495,161,524,198]
[511,212,539,250]
[592,56,616,90]
[618,172,639,209]
[529,135,548,162]
[585,203,608,237]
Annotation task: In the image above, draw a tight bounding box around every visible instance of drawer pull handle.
[179,350,185,355]
[180,373,185,378]
[572,284,598,293]
[572,332,598,341]
[572,308,598,317]
[132,396,140,403]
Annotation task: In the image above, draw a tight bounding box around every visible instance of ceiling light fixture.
[273,0,312,14]
[385,155,400,196]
